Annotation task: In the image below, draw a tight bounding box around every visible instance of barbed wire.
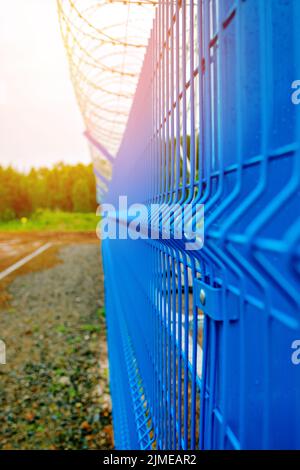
[57,0,156,192]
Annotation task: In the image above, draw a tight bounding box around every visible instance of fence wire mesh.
[103,0,300,450]
[59,0,300,450]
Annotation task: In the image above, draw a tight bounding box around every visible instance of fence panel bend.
[102,0,300,450]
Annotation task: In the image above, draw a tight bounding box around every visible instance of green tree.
[72,178,92,213]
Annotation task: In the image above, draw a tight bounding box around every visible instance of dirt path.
[0,231,97,272]
[0,241,113,450]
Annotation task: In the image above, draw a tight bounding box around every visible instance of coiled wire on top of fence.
[57,0,156,195]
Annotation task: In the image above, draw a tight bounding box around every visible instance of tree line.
[0,163,97,221]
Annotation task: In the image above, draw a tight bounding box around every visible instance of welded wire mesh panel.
[103,0,300,449]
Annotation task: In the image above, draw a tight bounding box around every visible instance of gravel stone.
[0,243,113,450]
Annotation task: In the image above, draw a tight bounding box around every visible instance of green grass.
[0,210,99,232]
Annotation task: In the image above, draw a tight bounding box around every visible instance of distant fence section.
[57,0,155,202]
[103,0,300,450]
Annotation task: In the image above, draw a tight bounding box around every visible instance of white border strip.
[0,242,53,281]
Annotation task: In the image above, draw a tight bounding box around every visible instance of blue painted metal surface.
[103,0,300,450]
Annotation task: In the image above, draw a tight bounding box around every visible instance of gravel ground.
[0,243,113,450]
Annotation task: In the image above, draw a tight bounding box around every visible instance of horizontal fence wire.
[103,0,300,450]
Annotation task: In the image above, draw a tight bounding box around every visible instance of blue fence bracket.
[194,280,224,321]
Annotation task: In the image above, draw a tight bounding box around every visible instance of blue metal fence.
[103,0,300,450]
